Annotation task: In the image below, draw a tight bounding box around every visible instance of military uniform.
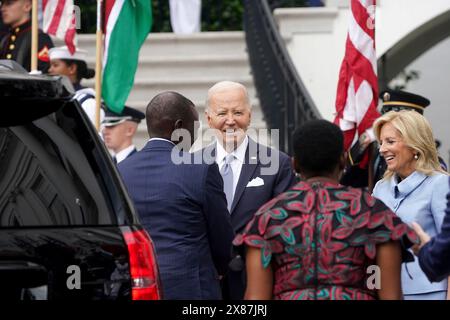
[0,18,8,39]
[0,20,54,73]
[102,106,145,164]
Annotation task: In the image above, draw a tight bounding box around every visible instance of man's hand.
[411,222,431,255]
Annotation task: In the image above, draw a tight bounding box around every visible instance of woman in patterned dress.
[234,120,418,300]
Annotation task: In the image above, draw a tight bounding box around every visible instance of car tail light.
[121,227,162,300]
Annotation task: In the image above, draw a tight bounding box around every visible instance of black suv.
[0,61,161,300]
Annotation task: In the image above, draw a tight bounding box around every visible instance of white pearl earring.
[414,154,419,160]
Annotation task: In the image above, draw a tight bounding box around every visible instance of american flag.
[334,0,380,167]
[42,0,77,54]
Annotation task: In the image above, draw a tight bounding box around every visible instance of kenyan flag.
[102,0,152,113]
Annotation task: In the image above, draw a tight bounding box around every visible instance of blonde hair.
[373,110,448,179]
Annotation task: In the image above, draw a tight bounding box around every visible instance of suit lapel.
[230,139,259,214]
[126,147,137,159]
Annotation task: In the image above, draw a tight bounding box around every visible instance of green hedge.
[76,0,307,33]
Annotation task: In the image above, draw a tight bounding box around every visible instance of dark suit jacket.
[198,138,296,299]
[118,139,234,300]
[418,177,450,282]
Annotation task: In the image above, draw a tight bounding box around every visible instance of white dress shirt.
[148,137,176,145]
[115,145,137,164]
[215,135,249,201]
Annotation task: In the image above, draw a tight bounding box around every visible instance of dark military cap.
[380,89,430,115]
[102,106,145,127]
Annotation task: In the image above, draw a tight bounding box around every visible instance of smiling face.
[206,85,251,151]
[379,122,417,179]
[48,59,77,83]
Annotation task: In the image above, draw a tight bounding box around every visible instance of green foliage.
[75,0,308,34]
[76,0,97,34]
[202,0,244,32]
[151,0,171,33]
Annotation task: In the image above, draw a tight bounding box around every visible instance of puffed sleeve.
[342,190,419,260]
[233,195,287,268]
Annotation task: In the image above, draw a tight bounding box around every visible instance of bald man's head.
[146,91,199,147]
[205,81,252,150]
[206,81,251,112]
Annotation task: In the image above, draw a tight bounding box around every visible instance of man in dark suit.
[412,177,450,282]
[200,81,296,299]
[118,91,234,300]
[102,106,144,164]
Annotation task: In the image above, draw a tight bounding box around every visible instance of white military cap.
[49,46,88,62]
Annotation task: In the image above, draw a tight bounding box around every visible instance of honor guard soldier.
[0,0,54,72]
[102,106,145,164]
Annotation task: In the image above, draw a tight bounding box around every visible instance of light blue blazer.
[373,171,450,296]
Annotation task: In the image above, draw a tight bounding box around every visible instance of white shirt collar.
[148,137,176,145]
[216,135,249,164]
[115,145,136,163]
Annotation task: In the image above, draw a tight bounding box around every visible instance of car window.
[0,101,128,227]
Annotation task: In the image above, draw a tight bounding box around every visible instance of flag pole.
[94,0,104,131]
[30,0,39,73]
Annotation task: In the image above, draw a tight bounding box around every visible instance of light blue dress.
[373,171,450,300]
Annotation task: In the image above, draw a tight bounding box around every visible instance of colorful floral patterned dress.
[233,180,419,300]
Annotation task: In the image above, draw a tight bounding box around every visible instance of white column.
[169,0,202,34]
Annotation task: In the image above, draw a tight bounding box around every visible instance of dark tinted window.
[0,102,126,227]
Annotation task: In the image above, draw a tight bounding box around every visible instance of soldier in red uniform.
[0,0,53,72]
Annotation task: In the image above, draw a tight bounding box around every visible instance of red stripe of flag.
[65,14,76,54]
[47,0,67,35]
[103,0,116,33]
[345,37,378,91]
[335,38,378,120]
[334,0,380,169]
[352,0,375,41]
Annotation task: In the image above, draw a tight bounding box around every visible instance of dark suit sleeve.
[418,183,450,282]
[203,163,235,275]
[273,153,296,196]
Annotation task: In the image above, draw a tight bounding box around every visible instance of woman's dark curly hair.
[292,120,344,175]
[62,59,95,82]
